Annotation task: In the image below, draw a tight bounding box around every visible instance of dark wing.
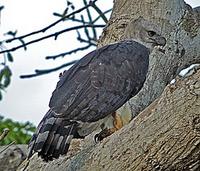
[49,40,149,122]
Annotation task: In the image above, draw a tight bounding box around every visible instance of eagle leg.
[94,112,123,142]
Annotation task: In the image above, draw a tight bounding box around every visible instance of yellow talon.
[112,112,123,130]
[95,112,124,142]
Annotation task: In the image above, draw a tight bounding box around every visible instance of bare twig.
[0,24,105,54]
[81,15,92,42]
[90,2,108,23]
[21,159,30,171]
[44,1,111,61]
[0,128,9,141]
[65,17,90,24]
[83,0,97,40]
[77,36,97,45]
[0,0,112,79]
[46,44,93,60]
[20,60,78,78]
[92,9,112,24]
[0,141,15,154]
[4,0,98,44]
[55,9,112,25]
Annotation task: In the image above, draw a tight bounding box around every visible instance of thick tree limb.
[18,65,200,171]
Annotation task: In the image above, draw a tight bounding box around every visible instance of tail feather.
[45,121,66,159]
[51,123,75,158]
[28,109,77,161]
[46,133,61,158]
[61,124,75,155]
[39,119,61,157]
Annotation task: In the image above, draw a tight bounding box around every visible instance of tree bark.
[19,66,200,171]
[98,0,200,119]
[0,145,27,171]
[18,0,200,170]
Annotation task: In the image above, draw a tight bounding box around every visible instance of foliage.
[0,63,13,101]
[0,115,36,145]
[0,5,14,101]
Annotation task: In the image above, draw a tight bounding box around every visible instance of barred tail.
[27,109,77,161]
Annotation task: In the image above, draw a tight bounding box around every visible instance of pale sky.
[0,0,199,125]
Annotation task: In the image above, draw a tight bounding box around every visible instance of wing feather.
[49,40,149,122]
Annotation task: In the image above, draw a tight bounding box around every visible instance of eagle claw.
[94,128,115,142]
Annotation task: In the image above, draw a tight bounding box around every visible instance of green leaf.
[0,115,36,145]
[3,76,11,87]
[0,69,4,81]
[0,91,2,101]
[4,66,12,77]
[7,52,14,62]
[0,66,12,88]
[3,66,12,77]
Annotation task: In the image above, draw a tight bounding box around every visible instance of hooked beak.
[149,35,166,53]
[152,36,166,47]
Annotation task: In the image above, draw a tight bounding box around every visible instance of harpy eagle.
[28,17,166,161]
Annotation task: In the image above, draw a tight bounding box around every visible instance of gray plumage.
[28,17,166,161]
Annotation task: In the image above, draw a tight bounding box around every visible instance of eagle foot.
[94,127,116,142]
[94,112,123,142]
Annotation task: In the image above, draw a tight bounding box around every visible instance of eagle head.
[124,17,166,50]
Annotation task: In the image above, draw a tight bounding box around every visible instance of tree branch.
[90,1,108,23]
[83,0,97,40]
[54,8,112,25]
[4,0,98,44]
[0,24,105,54]
[92,9,112,24]
[0,128,9,141]
[45,44,93,60]
[19,70,200,170]
[0,141,15,154]
[20,60,78,78]
[76,36,97,45]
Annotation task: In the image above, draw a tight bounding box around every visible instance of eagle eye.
[147,30,156,37]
